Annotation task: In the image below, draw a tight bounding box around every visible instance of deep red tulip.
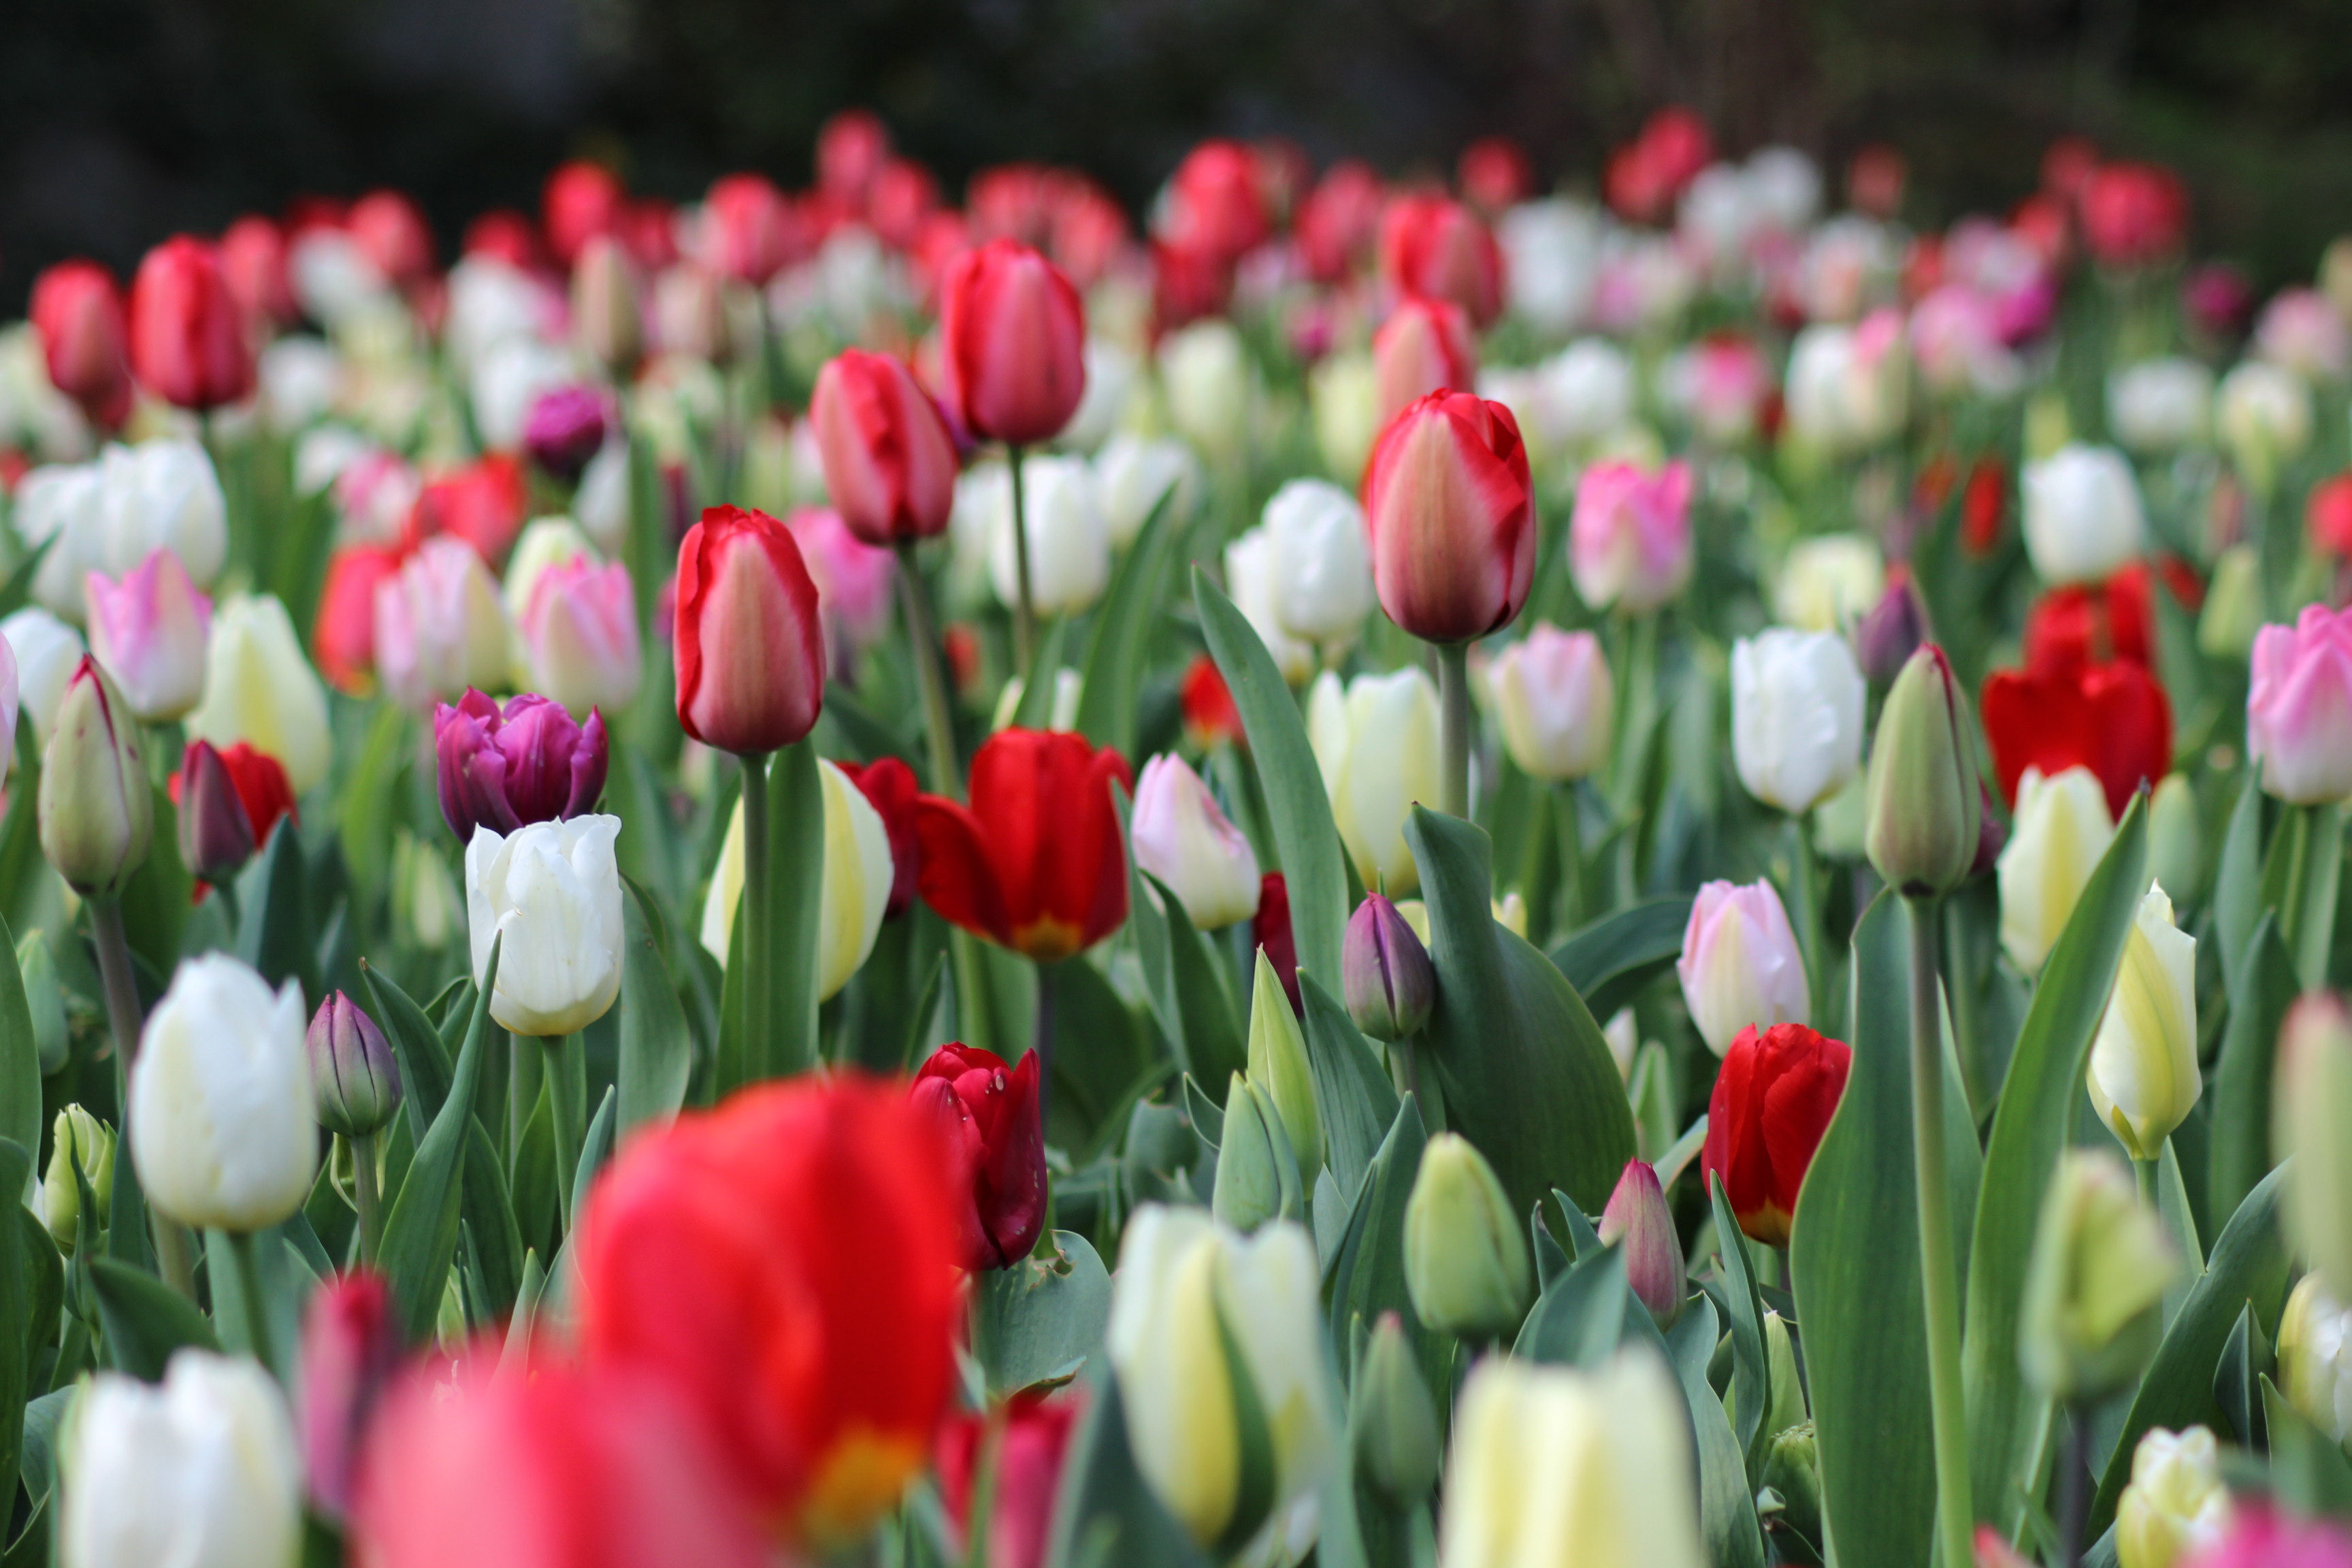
[1162,140,1270,268]
[674,506,826,755]
[935,1393,1083,1568]
[314,543,406,694]
[1150,239,1236,333]
[1372,295,1477,426]
[818,108,892,209]
[297,1269,402,1522]
[1377,193,1504,329]
[348,189,437,291]
[128,235,253,412]
[576,1076,962,1543]
[1960,456,2008,557]
[1980,659,2173,818]
[704,174,794,287]
[621,197,681,274]
[1360,389,1536,643]
[544,160,626,270]
[1179,653,1243,751]
[914,729,1132,962]
[842,756,919,917]
[463,208,545,272]
[412,454,529,566]
[219,215,299,332]
[1458,135,1534,214]
[968,165,1054,249]
[31,260,131,429]
[2022,559,2204,675]
[433,690,608,842]
[2080,162,2187,270]
[811,350,960,546]
[1702,1022,1852,1247]
[938,240,1087,446]
[1254,872,1301,1015]
[172,739,297,884]
[2310,474,2352,558]
[910,1043,1047,1269]
[1296,161,1386,284]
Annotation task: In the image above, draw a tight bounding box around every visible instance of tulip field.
[8,102,2352,1568]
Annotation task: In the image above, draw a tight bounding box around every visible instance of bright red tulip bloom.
[1049,186,1128,291]
[31,260,132,429]
[1702,1022,1852,1248]
[218,215,298,335]
[1163,140,1270,267]
[1377,192,1504,329]
[1458,135,1535,214]
[544,160,626,270]
[911,1043,1047,1270]
[1150,239,1236,333]
[128,235,253,412]
[463,208,545,272]
[1296,160,1386,284]
[938,240,1088,446]
[576,1076,963,1544]
[1960,456,2008,556]
[1179,653,1243,751]
[1605,107,1714,225]
[314,543,405,693]
[842,756,919,917]
[2021,559,2203,675]
[704,174,794,286]
[914,729,1132,962]
[2080,162,2187,270]
[811,350,960,546]
[871,159,943,250]
[2310,474,2352,557]
[297,1269,402,1522]
[935,1392,1083,1568]
[1360,389,1537,643]
[1980,659,2173,818]
[674,505,826,755]
[819,108,892,209]
[1373,295,1478,425]
[348,189,437,290]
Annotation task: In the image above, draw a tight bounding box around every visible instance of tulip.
[2276,994,2352,1299]
[1439,1351,1706,1568]
[2115,1426,2232,1568]
[22,441,230,621]
[1853,573,1927,686]
[1310,350,1382,481]
[571,235,644,377]
[1980,658,2172,821]
[312,545,403,695]
[811,349,960,546]
[2085,882,2200,1162]
[1774,534,1885,633]
[40,1104,115,1254]
[174,739,294,885]
[1159,320,1252,465]
[2257,287,2351,380]
[1373,296,1478,425]
[374,538,515,710]
[62,1351,301,1568]
[1701,1022,1852,1247]
[939,240,1087,446]
[2022,444,2148,586]
[2278,1273,2352,1444]
[1180,654,1243,752]
[1600,1158,1685,1324]
[39,656,152,898]
[1784,313,1910,454]
[1362,391,1537,643]
[702,172,794,285]
[2198,547,2264,662]
[1569,459,1694,615]
[2082,163,2187,268]
[129,953,314,1232]
[2249,604,2352,804]
[2021,559,2201,676]
[1254,872,1301,1013]
[522,385,612,487]
[1162,140,1270,265]
[1223,525,1315,685]
[1309,668,1443,894]
[935,1393,1081,1568]
[1246,948,1322,1173]
[127,236,253,412]
[220,214,297,331]
[434,689,608,841]
[297,1271,403,1523]
[1260,478,1375,648]
[1353,1312,1441,1505]
[2175,1509,2352,1568]
[1678,879,1810,1056]
[414,455,530,566]
[576,1077,962,1541]
[519,559,640,718]
[841,757,919,917]
[1378,192,1505,328]
[909,1043,1047,1270]
[698,760,894,1000]
[3,607,80,747]
[31,259,132,429]
[1997,766,2119,975]
[1105,1207,1337,1549]
[308,992,401,1140]
[84,549,210,723]
[2217,361,2315,479]
[2019,1148,2175,1401]
[1867,645,1987,898]
[185,594,333,793]
[1488,623,1613,783]
[1132,754,1261,931]
[465,815,624,1037]
[1344,891,1437,1042]
[2108,358,2214,454]
[786,506,898,662]
[1060,338,1138,453]
[1732,629,1867,815]
[674,505,827,754]
[1404,1132,1533,1338]
[914,729,1132,963]
[501,518,598,628]
[1093,435,1202,549]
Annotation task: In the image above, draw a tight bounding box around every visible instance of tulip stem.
[543,1036,583,1232]
[1009,444,1037,680]
[1906,893,1974,1568]
[223,1226,274,1375]
[351,1131,382,1267]
[895,540,964,795]
[738,751,772,1083]
[1437,642,1472,820]
[2135,1154,2159,1209]
[2059,1403,2089,1568]
[91,898,199,1302]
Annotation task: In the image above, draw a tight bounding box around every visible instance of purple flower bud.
[523,385,611,487]
[298,1269,403,1521]
[1852,574,1927,687]
[431,689,609,843]
[176,738,255,883]
[1598,1158,1684,1326]
[1344,893,1435,1041]
[1972,778,2008,879]
[308,991,401,1138]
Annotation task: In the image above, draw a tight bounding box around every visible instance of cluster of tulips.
[7,98,2352,1568]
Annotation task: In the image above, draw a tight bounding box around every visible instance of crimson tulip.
[1372,295,1477,425]
[938,240,1088,446]
[1296,161,1385,284]
[2310,474,2352,557]
[2080,162,2187,270]
[935,1393,1083,1568]
[1603,106,1714,225]
[576,1076,962,1543]
[673,506,827,755]
[218,216,298,332]
[819,108,892,209]
[1702,1022,1852,1247]
[297,1269,402,1522]
[433,689,608,841]
[811,350,960,546]
[348,189,437,291]
[2021,559,2204,675]
[1458,135,1534,214]
[704,173,794,286]
[172,738,297,884]
[463,208,545,272]
[1162,140,1269,268]
[1049,185,1126,290]
[1959,456,2008,557]
[1980,659,2173,819]
[871,159,942,250]
[1253,872,1301,1013]
[544,159,626,270]
[1360,389,1537,644]
[314,543,406,694]
[1150,239,1236,332]
[842,756,919,916]
[31,260,131,429]
[914,728,1132,962]
[128,235,252,412]
[413,454,529,566]
[1377,192,1504,328]
[910,1042,1047,1269]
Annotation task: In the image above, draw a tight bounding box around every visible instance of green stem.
[543,1036,583,1231]
[896,540,964,796]
[91,899,197,1301]
[2136,1155,2159,1210]
[738,751,772,1081]
[1552,781,1586,932]
[1437,642,1472,820]
[1009,444,1036,680]
[1907,894,1974,1568]
[225,1227,272,1373]
[508,1032,542,1170]
[351,1130,382,1268]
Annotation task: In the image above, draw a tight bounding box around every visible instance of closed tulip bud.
[674,506,826,755]
[2277,994,2352,1300]
[1311,349,1382,481]
[519,559,640,718]
[1213,1073,1305,1232]
[1223,525,1314,685]
[84,549,211,723]
[1362,391,1537,644]
[1132,754,1262,931]
[571,235,644,376]
[1261,478,1375,647]
[1774,535,1885,634]
[39,656,151,898]
[2087,883,2200,1161]
[1854,574,1928,685]
[2197,545,2263,661]
[1488,623,1614,783]
[698,761,892,999]
[2019,1149,2175,1402]
[20,932,67,1077]
[1309,668,1443,894]
[1353,1311,1441,1505]
[522,386,612,491]
[812,349,960,546]
[1569,459,1695,615]
[1094,434,1202,549]
[1159,321,1254,465]
[127,236,255,412]
[175,737,255,883]
[1762,1424,1824,1552]
[1703,1023,1852,1247]
[1372,296,1478,425]
[910,1043,1047,1270]
[2278,1273,2352,1446]
[1246,949,1322,1173]
[32,259,132,429]
[1865,644,1983,900]
[63,1352,301,1568]
[1678,880,1811,1057]
[935,1392,1082,1568]
[941,240,1088,446]
[1344,892,1436,1042]
[130,954,316,1232]
[41,1105,115,1254]
[1599,1159,1684,1325]
[308,992,401,1139]
[186,594,332,794]
[1997,766,2118,974]
[2116,1426,2232,1568]
[466,815,624,1037]
[1404,1132,1533,1339]
[1379,193,1505,328]
[1733,629,1867,815]
[297,1271,402,1523]
[2249,604,2352,805]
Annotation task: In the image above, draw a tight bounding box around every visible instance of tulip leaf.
[0,726,42,938]
[1961,796,2148,1531]
[1295,970,1399,1206]
[15,1210,58,1395]
[2209,915,2296,1235]
[2261,801,2342,990]
[377,936,500,1342]
[973,1230,1113,1399]
[237,818,320,1007]
[461,1118,525,1321]
[1667,1295,1769,1568]
[0,917,41,1194]
[608,740,684,916]
[1546,894,1696,1023]
[89,1255,220,1381]
[1013,619,1073,730]
[1075,491,1177,760]
[1405,806,1637,1220]
[1708,1176,1774,1482]
[510,1081,559,1261]
[1326,1094,1447,1398]
[1193,568,1349,1007]
[20,1384,70,1518]
[2083,1164,2293,1537]
[758,738,826,1079]
[1044,956,1154,1154]
[117,783,190,983]
[1513,1243,1629,1369]
[0,1141,26,1501]
[1042,1363,1215,1568]
[360,960,453,1139]
[1144,872,1247,1091]
[568,1085,617,1229]
[2212,772,2266,1004]
[617,879,693,1134]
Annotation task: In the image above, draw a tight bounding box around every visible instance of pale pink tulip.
[2249,604,2352,804]
[1677,878,1810,1056]
[1569,459,1693,613]
[374,537,513,710]
[785,506,897,664]
[84,548,212,722]
[522,559,641,718]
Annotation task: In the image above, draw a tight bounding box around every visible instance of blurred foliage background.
[5,0,2351,304]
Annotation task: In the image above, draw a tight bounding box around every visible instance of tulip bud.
[1362,391,1537,643]
[374,538,515,711]
[1677,879,1811,1057]
[909,1042,1047,1271]
[1310,349,1382,480]
[1353,1311,1441,1505]
[2086,883,2200,1162]
[465,816,625,1038]
[1732,629,1867,815]
[20,931,67,1077]
[175,738,256,884]
[987,455,1110,619]
[39,656,152,898]
[2278,1273,2352,1448]
[84,549,213,724]
[1997,766,2119,975]
[1245,950,1322,1175]
[2196,545,2262,661]
[1344,892,1436,1042]
[33,260,132,430]
[2115,1426,2232,1568]
[1132,754,1262,932]
[2021,444,2148,585]
[2149,774,2204,903]
[41,1105,115,1254]
[308,992,402,1139]
[297,1270,403,1523]
[1372,296,1478,425]
[936,1392,1082,1568]
[2019,1149,2175,1402]
[1864,644,1982,899]
[1703,1024,1853,1247]
[1761,1424,1824,1554]
[572,235,644,376]
[1759,1309,1806,1438]
[1213,1073,1304,1232]
[2276,994,2352,1300]
[521,386,611,487]
[1488,623,1614,783]
[1853,573,1927,686]
[1403,1132,1533,1339]
[127,236,255,412]
[1310,668,1443,894]
[1159,321,1254,465]
[2249,604,2352,805]
[811,348,960,547]
[518,559,641,719]
[673,506,827,755]
[939,240,1088,446]
[1599,1159,1684,1326]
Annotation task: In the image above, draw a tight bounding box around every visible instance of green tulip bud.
[2019,1149,2176,1401]
[1403,1132,1533,1339]
[1761,1423,1823,1554]
[1211,1073,1303,1232]
[41,1105,114,1254]
[17,930,67,1077]
[2148,774,2204,904]
[2195,544,2261,661]
[37,656,151,898]
[1864,644,1980,898]
[2278,994,2352,1301]
[1352,1311,1441,1505]
[1246,949,1322,1175]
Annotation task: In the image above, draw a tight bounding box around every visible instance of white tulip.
[987,454,1110,618]
[1224,527,1315,686]
[1309,350,1381,483]
[2108,359,2213,455]
[1784,313,1908,453]
[1745,146,1823,233]
[20,441,229,621]
[1132,754,1261,930]
[1731,629,1867,813]
[1499,199,1601,334]
[1309,668,1443,895]
[184,595,332,794]
[2279,1273,2352,1444]
[472,335,574,455]
[502,517,600,627]
[1774,534,1884,632]
[1160,319,1252,463]
[2217,360,2315,475]
[1535,339,1635,449]
[1998,766,2117,975]
[14,461,106,619]
[257,336,345,436]
[129,954,315,1232]
[2023,444,2147,585]
[2086,882,2200,1162]
[1677,879,1811,1055]
[290,229,391,331]
[1488,623,1613,782]
[2,606,86,744]
[1262,478,1374,646]
[1093,434,1201,549]
[466,815,625,1037]
[698,762,892,1001]
[574,439,632,556]
[2114,1426,2232,1568]
[443,256,559,373]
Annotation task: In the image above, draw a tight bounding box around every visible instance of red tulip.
[2310,474,2352,557]
[938,240,1088,446]
[704,174,794,286]
[1960,456,2008,557]
[314,543,406,694]
[30,260,131,429]
[1701,1022,1852,1247]
[1980,659,2173,818]
[1162,140,1270,268]
[910,1043,1047,1269]
[1049,186,1128,291]
[819,108,892,209]
[1150,239,1237,333]
[297,1269,402,1522]
[2184,263,2256,340]
[348,189,437,291]
[127,235,252,412]
[219,216,299,331]
[1373,295,1478,425]
[1296,161,1386,284]
[576,1076,962,1542]
[673,505,826,754]
[1360,390,1537,644]
[2080,163,2187,270]
[935,1393,1083,1568]
[842,756,919,917]
[621,197,681,273]
[872,159,942,251]
[2021,559,2204,675]
[914,729,1132,962]
[544,160,626,270]
[1254,872,1301,1014]
[412,454,529,566]
[172,739,297,883]
[1458,135,1534,214]
[1179,653,1243,750]
[463,208,545,272]
[1605,107,1714,225]
[968,165,1054,248]
[1377,193,1504,329]
[811,350,960,546]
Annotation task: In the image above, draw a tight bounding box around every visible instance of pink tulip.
[1678,333,1775,444]
[2180,1507,2352,1568]
[1372,296,1478,426]
[2249,604,2352,804]
[522,559,641,718]
[702,173,795,287]
[31,260,131,430]
[128,235,254,412]
[1359,389,1537,644]
[1676,877,1810,1056]
[938,240,1088,446]
[297,1269,403,1523]
[2258,287,2352,382]
[1569,459,1694,614]
[674,506,826,754]
[374,537,514,710]
[811,350,960,546]
[85,549,212,724]
[785,506,897,663]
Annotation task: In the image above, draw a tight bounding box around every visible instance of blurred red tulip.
[968,165,1056,249]
[1848,144,1908,218]
[2313,474,2352,557]
[673,505,826,755]
[1458,135,1534,214]
[819,109,892,210]
[2080,162,2188,270]
[348,189,437,291]
[1296,160,1386,284]
[910,1042,1047,1269]
[1151,239,1236,333]
[871,159,943,251]
[703,174,792,286]
[297,1269,402,1522]
[935,1393,1083,1568]
[219,216,299,333]
[1050,185,1128,291]
[544,159,626,270]
[1605,107,1713,225]
[1378,192,1504,328]
[1361,389,1536,643]
[2040,135,2102,200]
[1980,659,2173,817]
[314,544,405,694]
[842,756,919,916]
[1960,456,2008,556]
[1163,140,1270,268]
[811,349,960,546]
[1702,1022,1852,1247]
[2021,558,2204,674]
[31,260,132,429]
[1373,295,1478,425]
[413,454,529,566]
[938,240,1087,446]
[463,208,546,272]
[129,235,253,412]
[1179,653,1242,750]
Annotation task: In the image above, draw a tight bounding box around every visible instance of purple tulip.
[432,689,608,843]
[522,385,611,487]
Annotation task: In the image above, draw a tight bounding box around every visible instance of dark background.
[7,0,2351,308]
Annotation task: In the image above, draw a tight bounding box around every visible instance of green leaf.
[360,962,454,1141]
[1546,895,1696,1022]
[2211,773,2264,1003]
[16,1209,59,1394]
[1013,619,1073,730]
[759,739,827,1079]
[377,937,500,1341]
[1667,1296,1768,1568]
[236,818,320,1004]
[607,740,683,915]
[2263,1373,2352,1518]
[1325,1095,1445,1398]
[568,1086,617,1226]
[460,1118,525,1321]
[22,1384,71,1513]
[1147,872,1246,1092]
[972,1230,1113,1398]
[90,1256,219,1380]
[2268,802,2343,990]
[0,1142,27,1500]
[1074,491,1176,759]
[1043,956,1154,1155]
[337,703,409,902]
[0,917,44,1186]
[1962,796,2149,1533]
[1512,1245,1629,1369]
[1296,971,1400,1205]
[2208,915,2296,1233]
[1406,806,1637,1218]
[617,880,693,1134]
[116,785,189,982]
[1709,1176,1773,1480]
